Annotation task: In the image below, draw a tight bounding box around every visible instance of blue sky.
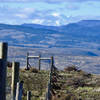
[0,0,100,26]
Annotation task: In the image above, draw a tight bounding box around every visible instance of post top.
[0,42,8,59]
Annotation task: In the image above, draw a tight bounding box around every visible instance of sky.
[0,0,100,26]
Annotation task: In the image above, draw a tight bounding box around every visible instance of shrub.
[29,67,39,73]
[58,93,78,100]
[64,66,78,72]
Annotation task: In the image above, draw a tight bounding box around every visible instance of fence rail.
[26,52,53,70]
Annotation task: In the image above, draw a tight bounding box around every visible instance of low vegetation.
[7,66,100,100]
[7,67,49,100]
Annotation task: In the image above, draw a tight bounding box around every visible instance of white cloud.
[52,13,60,17]
[14,8,35,19]
[67,15,71,18]
[15,13,28,18]
[0,0,99,3]
[32,19,44,24]
[0,3,99,26]
[55,20,60,26]
[22,8,35,14]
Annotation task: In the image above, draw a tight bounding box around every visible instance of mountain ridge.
[0,20,100,56]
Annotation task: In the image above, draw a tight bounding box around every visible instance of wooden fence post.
[26,52,29,70]
[27,91,31,100]
[0,42,8,100]
[51,56,54,71]
[16,81,23,100]
[39,54,41,70]
[47,82,52,100]
[0,42,8,60]
[11,62,20,100]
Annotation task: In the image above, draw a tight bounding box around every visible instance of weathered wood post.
[26,52,29,70]
[11,62,20,100]
[51,56,54,70]
[0,42,8,100]
[49,56,54,86]
[16,81,23,100]
[27,91,31,100]
[39,54,41,70]
[46,82,52,100]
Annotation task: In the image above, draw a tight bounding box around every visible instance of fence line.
[45,56,58,100]
[0,42,58,100]
[26,53,52,70]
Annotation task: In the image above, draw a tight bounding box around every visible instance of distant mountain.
[22,23,59,30]
[77,20,100,27]
[0,20,100,56]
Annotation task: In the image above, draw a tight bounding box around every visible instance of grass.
[6,66,100,100]
[7,67,49,100]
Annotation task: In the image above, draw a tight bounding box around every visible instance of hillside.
[7,67,100,100]
[1,20,100,74]
[0,20,100,58]
[0,20,100,51]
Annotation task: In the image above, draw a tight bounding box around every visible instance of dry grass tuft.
[29,67,39,73]
[64,65,78,72]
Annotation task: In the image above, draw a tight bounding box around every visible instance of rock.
[64,66,78,72]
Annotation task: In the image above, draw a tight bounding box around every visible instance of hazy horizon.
[1,19,100,26]
[0,1,100,26]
